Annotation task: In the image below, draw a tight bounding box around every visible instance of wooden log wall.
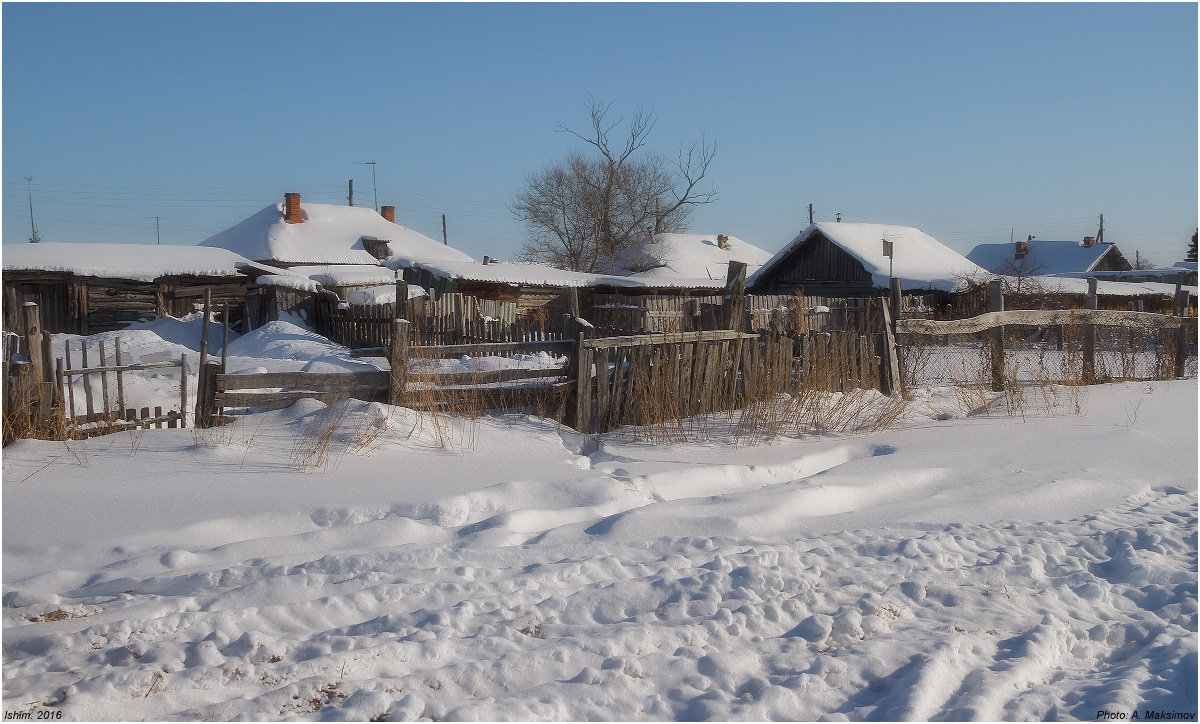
[3,272,248,334]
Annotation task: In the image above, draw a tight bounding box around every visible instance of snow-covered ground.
[2,316,1196,721]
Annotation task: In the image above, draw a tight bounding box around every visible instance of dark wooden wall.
[749,232,876,297]
[3,272,249,335]
[1092,246,1133,272]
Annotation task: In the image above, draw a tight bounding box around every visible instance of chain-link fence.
[899,320,1196,390]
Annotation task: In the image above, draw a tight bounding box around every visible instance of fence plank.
[218,370,391,391]
[99,341,112,418]
[114,338,126,417]
[81,341,95,420]
[583,330,755,350]
[180,353,188,428]
[64,343,77,419]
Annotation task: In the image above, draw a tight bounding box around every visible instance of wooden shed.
[2,243,269,334]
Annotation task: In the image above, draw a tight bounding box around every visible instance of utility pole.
[25,176,38,243]
[355,161,378,211]
[808,203,813,225]
[154,216,161,245]
[348,179,353,206]
[1097,213,1104,244]
[442,214,448,245]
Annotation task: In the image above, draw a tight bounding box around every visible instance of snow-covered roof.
[1015,275,1196,298]
[2,242,265,282]
[282,264,397,288]
[200,201,475,267]
[750,222,985,292]
[599,233,774,281]
[346,283,428,306]
[255,274,322,293]
[966,240,1119,275]
[392,258,729,289]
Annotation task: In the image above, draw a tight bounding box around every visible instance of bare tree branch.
[515,100,717,272]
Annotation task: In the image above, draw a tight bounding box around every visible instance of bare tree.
[996,257,1048,295]
[1133,253,1157,270]
[512,99,717,272]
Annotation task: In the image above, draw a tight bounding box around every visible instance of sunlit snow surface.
[2,315,1195,721]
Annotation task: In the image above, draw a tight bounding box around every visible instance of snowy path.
[3,380,1196,720]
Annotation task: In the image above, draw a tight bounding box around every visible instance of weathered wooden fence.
[312,289,570,349]
[211,318,573,420]
[59,338,188,436]
[2,302,189,442]
[571,330,793,434]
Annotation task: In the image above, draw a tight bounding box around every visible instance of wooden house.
[200,192,474,297]
[748,222,984,296]
[2,242,273,334]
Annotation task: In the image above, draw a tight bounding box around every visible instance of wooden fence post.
[988,279,1005,391]
[180,353,188,427]
[720,261,748,331]
[570,316,594,433]
[195,288,212,426]
[1083,278,1097,383]
[388,319,410,406]
[1174,286,1189,379]
[877,300,902,396]
[889,277,902,323]
[396,278,409,321]
[20,302,46,418]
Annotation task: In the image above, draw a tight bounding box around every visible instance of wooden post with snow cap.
[1173,284,1190,379]
[1082,278,1098,384]
[388,319,410,407]
[988,279,1005,392]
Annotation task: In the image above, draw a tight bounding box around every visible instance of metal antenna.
[354,161,378,211]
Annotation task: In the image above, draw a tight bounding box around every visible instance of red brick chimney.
[380,206,395,223]
[1082,236,1096,248]
[717,234,730,250]
[283,193,303,224]
[1015,240,1028,259]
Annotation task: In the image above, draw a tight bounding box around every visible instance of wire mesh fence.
[899,321,1196,390]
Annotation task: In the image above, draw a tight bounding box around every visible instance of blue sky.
[3,2,1196,265]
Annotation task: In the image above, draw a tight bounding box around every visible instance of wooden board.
[216,370,390,391]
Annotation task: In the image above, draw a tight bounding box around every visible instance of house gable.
[750,231,873,296]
